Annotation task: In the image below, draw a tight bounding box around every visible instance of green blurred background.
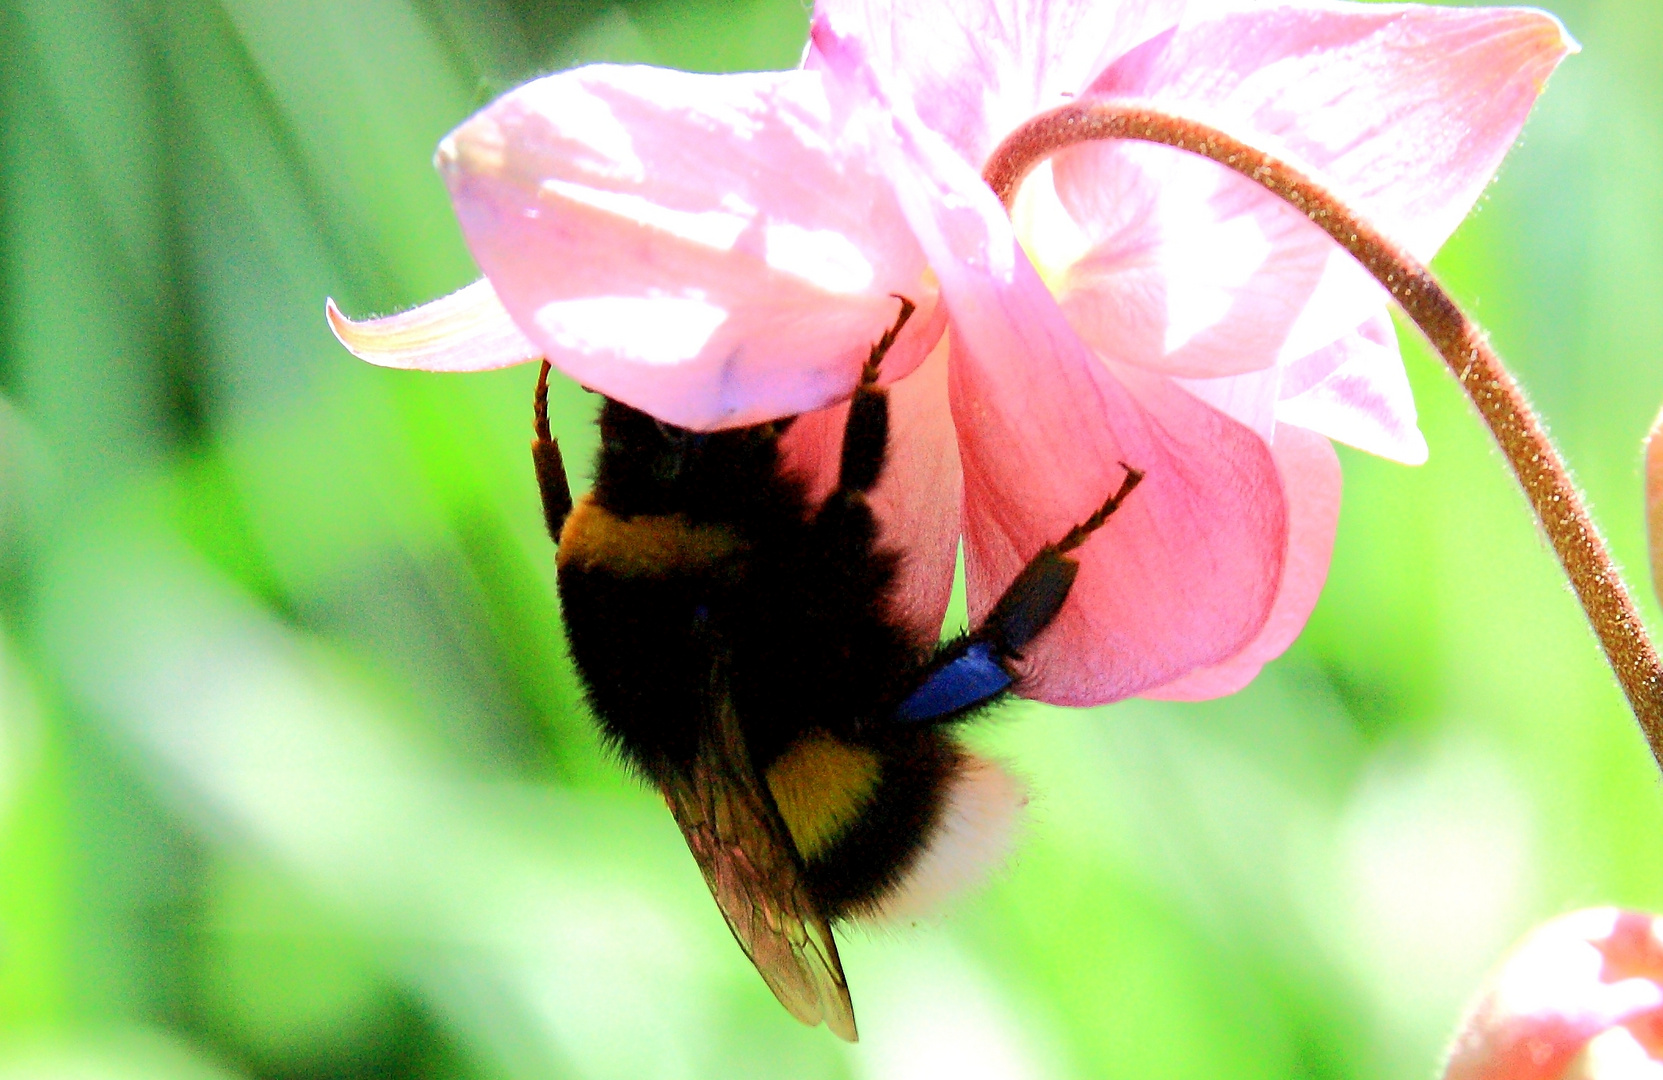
[2,0,1660,1077]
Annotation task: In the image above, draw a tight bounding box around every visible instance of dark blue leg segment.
[893,641,1013,722]
[889,551,1073,724]
[890,464,1144,725]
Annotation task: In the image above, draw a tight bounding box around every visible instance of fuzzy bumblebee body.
[532,302,1142,1040]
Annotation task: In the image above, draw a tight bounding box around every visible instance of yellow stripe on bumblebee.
[556,494,745,576]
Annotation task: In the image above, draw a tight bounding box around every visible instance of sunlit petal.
[1143,424,1340,700]
[1443,909,1663,1080]
[812,0,1190,165]
[439,63,942,430]
[1048,140,1390,382]
[1278,311,1428,465]
[1086,3,1577,260]
[326,279,541,372]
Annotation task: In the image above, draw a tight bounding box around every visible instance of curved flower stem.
[983,100,1663,763]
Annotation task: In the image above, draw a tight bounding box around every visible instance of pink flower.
[331,0,1572,704]
[1443,909,1663,1080]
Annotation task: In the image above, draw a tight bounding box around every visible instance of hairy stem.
[983,100,1663,763]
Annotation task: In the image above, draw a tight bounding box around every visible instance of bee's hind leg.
[532,359,574,542]
[980,463,1145,655]
[892,464,1144,724]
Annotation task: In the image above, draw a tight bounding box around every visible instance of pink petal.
[439,65,942,431]
[1088,2,1577,261]
[811,0,1189,166]
[1443,909,1663,1080]
[1278,311,1428,465]
[1142,424,1339,700]
[326,279,541,372]
[1174,366,1282,442]
[778,337,963,646]
[814,18,1286,704]
[1167,309,1427,464]
[1047,138,1389,382]
[954,323,1285,705]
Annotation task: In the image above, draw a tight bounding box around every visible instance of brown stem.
[983,100,1663,764]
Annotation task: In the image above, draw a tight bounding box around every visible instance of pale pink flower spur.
[1647,406,1663,610]
[1443,909,1663,1080]
[330,0,1573,706]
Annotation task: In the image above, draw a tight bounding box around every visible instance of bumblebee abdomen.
[763,726,961,921]
[764,733,882,861]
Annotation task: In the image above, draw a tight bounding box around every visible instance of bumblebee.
[532,299,1141,1040]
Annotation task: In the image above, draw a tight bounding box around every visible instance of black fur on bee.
[530,299,1142,1039]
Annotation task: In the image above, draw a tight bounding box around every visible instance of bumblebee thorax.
[556,494,744,578]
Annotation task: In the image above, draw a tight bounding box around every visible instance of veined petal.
[1169,309,1429,466]
[1087,1,1577,260]
[326,279,541,371]
[811,0,1189,166]
[815,17,1286,704]
[440,64,941,431]
[779,336,963,646]
[1143,425,1340,700]
[1046,139,1390,382]
[953,315,1286,705]
[1174,366,1281,442]
[1278,311,1428,465]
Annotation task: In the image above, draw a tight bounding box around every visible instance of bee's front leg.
[823,296,915,510]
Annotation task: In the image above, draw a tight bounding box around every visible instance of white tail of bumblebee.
[867,754,1026,924]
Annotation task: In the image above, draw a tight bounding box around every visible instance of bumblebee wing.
[660,682,857,1042]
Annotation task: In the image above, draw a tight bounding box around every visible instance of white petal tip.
[433,115,505,183]
[324,280,542,373]
[434,134,459,174]
[1394,431,1431,467]
[1550,13,1583,56]
[324,296,362,355]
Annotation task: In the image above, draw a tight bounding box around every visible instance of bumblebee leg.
[811,298,914,560]
[833,296,915,498]
[891,464,1144,723]
[980,464,1144,654]
[893,636,1014,722]
[532,360,574,543]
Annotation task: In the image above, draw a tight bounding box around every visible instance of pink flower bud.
[1443,909,1663,1080]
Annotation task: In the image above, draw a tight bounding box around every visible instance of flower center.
[1004,161,1093,297]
